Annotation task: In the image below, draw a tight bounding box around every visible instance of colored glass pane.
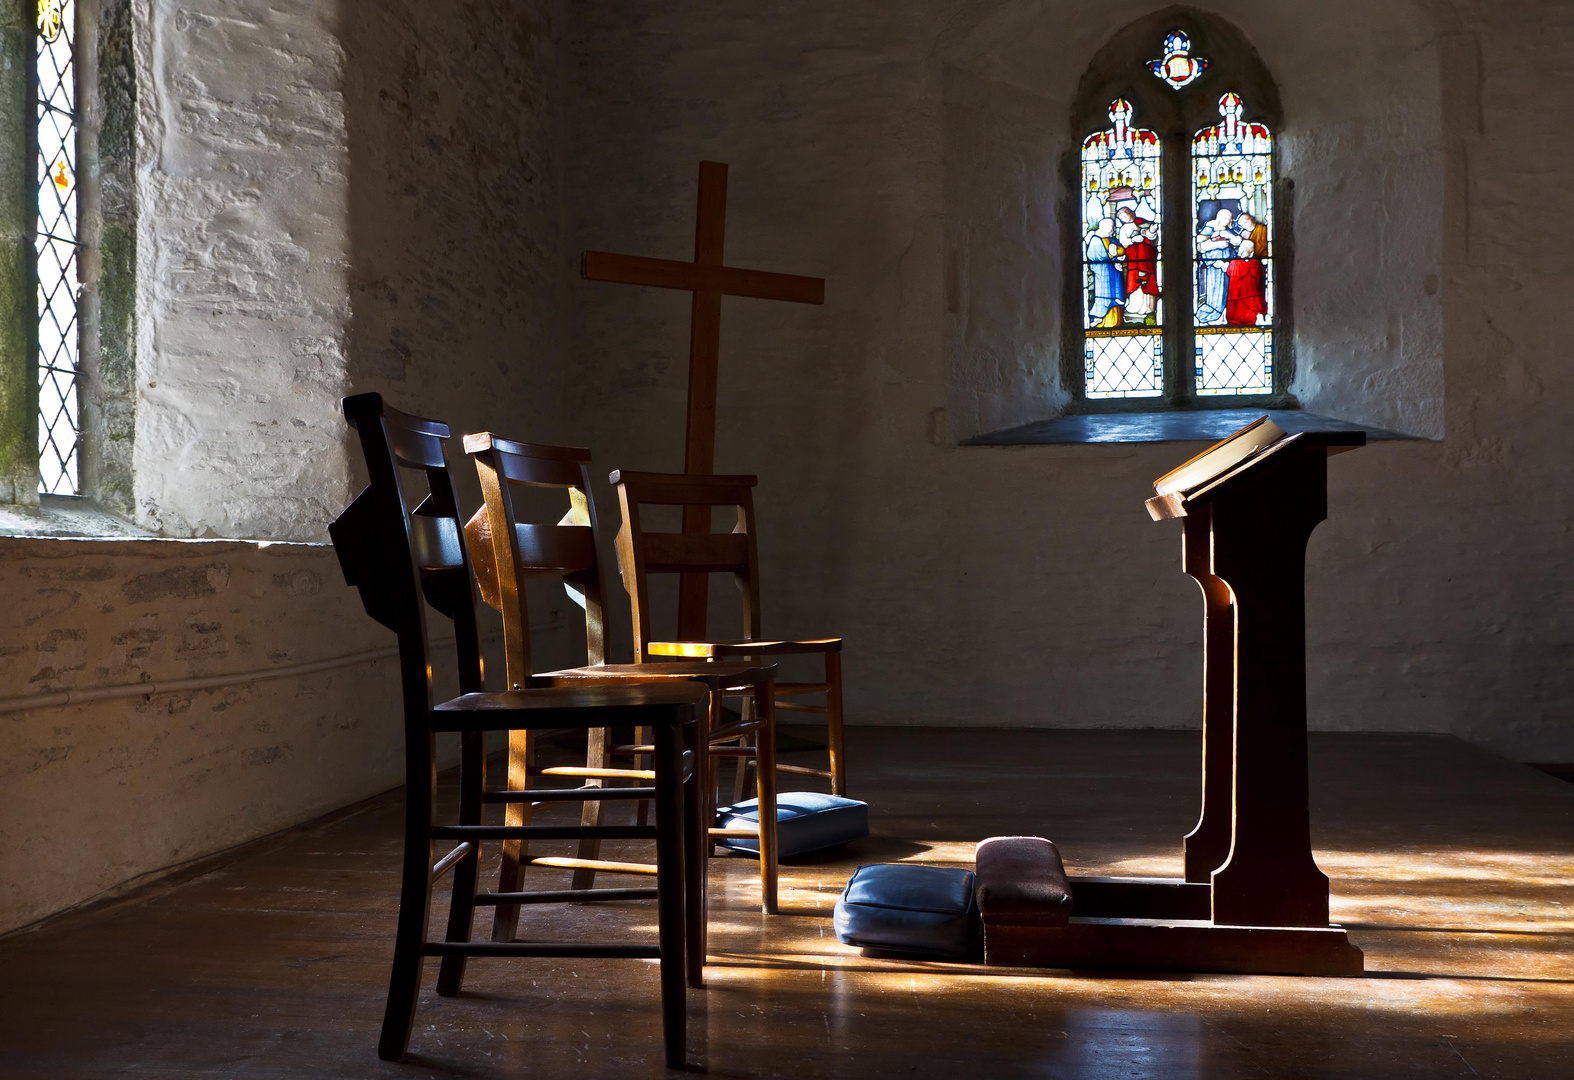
[1191,92,1273,396]
[37,0,78,494]
[1081,99,1163,399]
[1149,30,1208,90]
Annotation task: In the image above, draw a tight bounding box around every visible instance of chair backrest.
[608,470,762,662]
[329,392,485,714]
[463,432,608,689]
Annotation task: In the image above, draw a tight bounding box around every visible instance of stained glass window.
[1191,92,1273,396]
[1149,31,1208,90]
[37,0,79,494]
[1081,99,1164,399]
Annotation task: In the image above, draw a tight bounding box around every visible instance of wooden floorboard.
[1,729,1571,1079]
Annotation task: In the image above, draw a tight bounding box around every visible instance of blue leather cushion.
[717,792,869,858]
[833,864,980,960]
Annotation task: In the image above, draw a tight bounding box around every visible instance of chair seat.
[433,684,709,731]
[833,864,980,960]
[647,637,842,658]
[539,661,775,689]
[715,792,868,858]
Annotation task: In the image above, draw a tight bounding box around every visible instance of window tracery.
[1069,21,1284,409]
[37,0,79,494]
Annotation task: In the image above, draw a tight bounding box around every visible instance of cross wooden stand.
[582,161,825,634]
[1018,429,1367,976]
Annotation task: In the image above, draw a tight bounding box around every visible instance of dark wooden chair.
[462,432,781,921]
[328,394,707,1069]
[610,470,847,799]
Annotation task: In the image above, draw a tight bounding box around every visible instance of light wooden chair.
[608,470,848,802]
[462,432,782,919]
[328,394,705,1069]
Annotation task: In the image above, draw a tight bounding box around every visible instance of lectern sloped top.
[1146,417,1365,521]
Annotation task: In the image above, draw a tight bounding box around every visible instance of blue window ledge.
[961,408,1414,446]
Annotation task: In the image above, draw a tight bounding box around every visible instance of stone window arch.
[1064,11,1288,411]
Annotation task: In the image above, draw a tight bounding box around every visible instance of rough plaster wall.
[341,0,568,503]
[132,0,353,541]
[0,540,404,935]
[564,0,1574,761]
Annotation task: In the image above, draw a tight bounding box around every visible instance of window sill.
[0,495,152,539]
[961,408,1415,446]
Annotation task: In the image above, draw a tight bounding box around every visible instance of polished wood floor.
[2,729,1571,1079]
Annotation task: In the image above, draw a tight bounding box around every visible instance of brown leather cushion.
[974,836,1073,926]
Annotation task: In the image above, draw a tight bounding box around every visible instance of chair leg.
[825,650,847,797]
[684,710,708,988]
[571,727,609,891]
[635,724,651,826]
[436,731,484,996]
[732,694,754,805]
[654,718,689,1070]
[491,728,533,943]
[378,734,438,1062]
[754,678,779,915]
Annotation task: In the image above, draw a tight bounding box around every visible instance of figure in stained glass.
[1190,92,1274,395]
[1080,98,1164,397]
[1085,217,1124,327]
[1225,212,1268,326]
[1195,205,1235,324]
[1116,206,1159,318]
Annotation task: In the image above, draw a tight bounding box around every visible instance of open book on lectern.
[1144,415,1367,520]
[1144,416,1302,521]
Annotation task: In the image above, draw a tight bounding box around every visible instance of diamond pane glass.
[38,0,79,494]
[1192,92,1273,396]
[1082,98,1163,399]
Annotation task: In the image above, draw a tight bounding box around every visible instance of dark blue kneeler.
[715,792,869,858]
[833,864,981,960]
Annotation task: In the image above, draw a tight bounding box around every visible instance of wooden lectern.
[1024,419,1367,976]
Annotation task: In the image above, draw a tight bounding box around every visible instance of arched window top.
[1071,11,1281,143]
[1064,13,1288,409]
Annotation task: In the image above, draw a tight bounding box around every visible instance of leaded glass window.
[1081,99,1164,399]
[37,0,79,495]
[1191,93,1273,396]
[1069,24,1284,409]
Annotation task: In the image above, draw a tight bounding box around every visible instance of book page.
[1152,416,1287,497]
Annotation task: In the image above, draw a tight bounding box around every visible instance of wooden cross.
[582,160,824,633]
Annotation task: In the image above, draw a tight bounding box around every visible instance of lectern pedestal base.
[981,876,1365,976]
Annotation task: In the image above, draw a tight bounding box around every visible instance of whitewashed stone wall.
[1,0,569,935]
[133,0,354,541]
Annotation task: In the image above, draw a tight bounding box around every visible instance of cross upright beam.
[582,161,825,634]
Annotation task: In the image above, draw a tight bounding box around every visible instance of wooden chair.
[461,432,781,921]
[328,394,707,1069]
[610,470,847,799]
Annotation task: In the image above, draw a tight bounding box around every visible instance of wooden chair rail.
[474,888,658,906]
[528,856,660,876]
[777,763,833,779]
[540,766,657,780]
[462,430,590,464]
[432,824,657,842]
[431,843,474,880]
[482,786,656,803]
[423,942,660,959]
[607,469,758,506]
[775,701,829,714]
[647,638,842,658]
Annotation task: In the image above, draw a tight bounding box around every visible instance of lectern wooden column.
[1018,421,1366,976]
